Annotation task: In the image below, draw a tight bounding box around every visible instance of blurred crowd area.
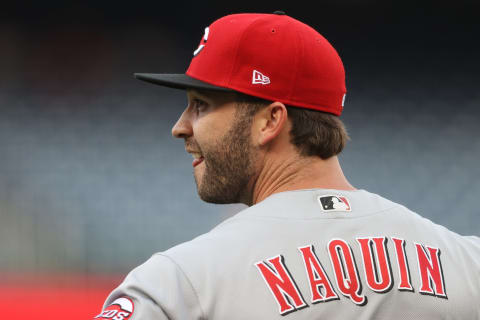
[0,2,479,278]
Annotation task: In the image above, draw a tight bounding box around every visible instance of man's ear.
[252,102,289,146]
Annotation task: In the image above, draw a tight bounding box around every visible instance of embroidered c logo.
[193,27,210,56]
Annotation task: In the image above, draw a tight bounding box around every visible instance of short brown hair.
[235,93,349,159]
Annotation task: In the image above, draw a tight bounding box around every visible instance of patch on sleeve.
[318,195,351,212]
[94,296,134,320]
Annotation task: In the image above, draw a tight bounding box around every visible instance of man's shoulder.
[157,189,403,268]
[162,189,479,255]
[161,205,259,258]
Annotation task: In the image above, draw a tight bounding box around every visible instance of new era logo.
[252,70,270,85]
[318,195,351,212]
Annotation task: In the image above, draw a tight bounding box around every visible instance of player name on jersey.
[255,237,446,316]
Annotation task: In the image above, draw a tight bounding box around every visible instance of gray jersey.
[95,189,480,319]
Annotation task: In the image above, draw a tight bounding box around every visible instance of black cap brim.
[134,73,233,92]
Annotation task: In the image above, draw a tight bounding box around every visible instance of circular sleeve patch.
[94,296,134,320]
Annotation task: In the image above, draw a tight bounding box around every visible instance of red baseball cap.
[135,12,347,115]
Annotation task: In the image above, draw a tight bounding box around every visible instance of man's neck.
[250,154,355,206]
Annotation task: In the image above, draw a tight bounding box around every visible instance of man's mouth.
[190,152,204,167]
[192,156,204,167]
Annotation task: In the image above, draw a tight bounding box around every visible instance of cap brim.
[134,73,233,92]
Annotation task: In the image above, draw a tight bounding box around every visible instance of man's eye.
[192,99,208,112]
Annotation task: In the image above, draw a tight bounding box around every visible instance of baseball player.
[94,12,480,319]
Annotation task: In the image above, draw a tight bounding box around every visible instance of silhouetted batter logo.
[318,195,351,212]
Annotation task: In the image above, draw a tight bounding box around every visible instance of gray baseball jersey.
[95,189,480,319]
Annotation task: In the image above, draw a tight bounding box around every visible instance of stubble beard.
[194,112,257,205]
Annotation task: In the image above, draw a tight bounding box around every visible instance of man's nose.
[171,110,193,138]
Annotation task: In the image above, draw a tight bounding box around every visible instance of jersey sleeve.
[94,253,205,320]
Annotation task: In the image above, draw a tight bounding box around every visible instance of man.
[94,12,480,319]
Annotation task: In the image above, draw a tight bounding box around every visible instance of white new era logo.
[252,70,270,85]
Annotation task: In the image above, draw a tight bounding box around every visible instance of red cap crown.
[186,13,346,115]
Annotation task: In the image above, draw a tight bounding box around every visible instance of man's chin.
[197,185,248,204]
[196,183,238,205]
[200,196,239,205]
[197,190,222,204]
[192,166,205,188]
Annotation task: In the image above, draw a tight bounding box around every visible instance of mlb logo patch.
[318,195,351,212]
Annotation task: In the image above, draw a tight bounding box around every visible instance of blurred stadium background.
[1,1,479,319]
